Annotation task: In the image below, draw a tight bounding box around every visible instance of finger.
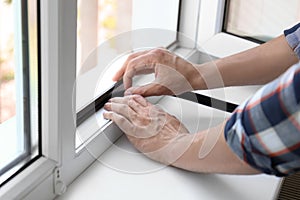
[123,54,156,89]
[127,96,149,113]
[103,111,147,138]
[109,95,147,106]
[127,99,144,113]
[125,83,174,97]
[132,95,148,107]
[123,67,154,89]
[108,95,148,112]
[104,102,136,120]
[112,50,150,82]
[103,111,133,134]
[123,50,150,67]
[109,95,136,104]
[112,67,125,82]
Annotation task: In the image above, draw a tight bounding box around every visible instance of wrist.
[190,64,208,90]
[193,61,225,90]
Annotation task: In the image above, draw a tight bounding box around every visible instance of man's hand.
[103,95,260,174]
[113,48,201,97]
[103,95,192,165]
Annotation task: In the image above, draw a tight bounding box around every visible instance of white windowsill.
[0,157,56,200]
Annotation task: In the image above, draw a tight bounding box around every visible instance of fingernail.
[104,103,110,109]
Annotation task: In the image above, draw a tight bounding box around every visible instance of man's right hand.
[113,48,202,97]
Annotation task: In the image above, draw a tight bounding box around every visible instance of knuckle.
[117,115,125,123]
[123,71,130,79]
[127,60,140,72]
[152,48,165,56]
[129,95,136,101]
[127,60,135,69]
[121,104,130,113]
[130,112,137,119]
[128,53,136,60]
[128,98,136,107]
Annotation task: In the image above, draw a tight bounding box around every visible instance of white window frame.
[0,0,273,199]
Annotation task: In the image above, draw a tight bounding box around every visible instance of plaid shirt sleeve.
[224,23,300,177]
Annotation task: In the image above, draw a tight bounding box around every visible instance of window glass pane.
[224,0,300,42]
[0,0,15,123]
[0,0,18,175]
[0,0,39,185]
[77,0,179,75]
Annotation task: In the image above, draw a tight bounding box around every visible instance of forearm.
[170,123,260,174]
[192,35,298,90]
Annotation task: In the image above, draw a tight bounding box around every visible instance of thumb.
[125,83,173,97]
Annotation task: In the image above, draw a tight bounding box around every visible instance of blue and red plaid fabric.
[224,23,300,177]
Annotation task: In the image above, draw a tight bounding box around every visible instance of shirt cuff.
[284,23,300,59]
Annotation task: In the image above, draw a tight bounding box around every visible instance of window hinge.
[53,167,67,196]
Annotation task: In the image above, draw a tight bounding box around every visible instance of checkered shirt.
[224,23,300,177]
